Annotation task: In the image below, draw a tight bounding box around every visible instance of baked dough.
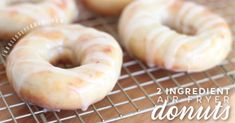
[83,0,132,15]
[6,25,123,110]
[0,0,78,41]
[119,0,232,72]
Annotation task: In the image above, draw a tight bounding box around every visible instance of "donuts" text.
[151,101,230,121]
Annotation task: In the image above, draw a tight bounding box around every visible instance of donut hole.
[163,20,197,36]
[50,47,79,69]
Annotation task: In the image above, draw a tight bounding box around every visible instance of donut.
[118,0,232,72]
[83,0,133,16]
[0,0,78,41]
[6,25,123,110]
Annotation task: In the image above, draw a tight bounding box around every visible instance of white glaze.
[119,0,232,72]
[146,26,170,67]
[123,14,157,51]
[7,25,123,110]
[0,0,78,41]
[175,2,193,29]
[164,36,191,69]
[146,27,175,67]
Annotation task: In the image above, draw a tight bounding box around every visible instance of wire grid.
[1,0,235,122]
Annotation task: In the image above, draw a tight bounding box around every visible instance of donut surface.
[0,0,78,41]
[6,25,123,110]
[119,0,232,72]
[83,0,133,16]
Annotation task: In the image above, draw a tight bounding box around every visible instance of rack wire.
[0,0,235,122]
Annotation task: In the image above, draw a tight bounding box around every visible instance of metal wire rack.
[0,0,235,122]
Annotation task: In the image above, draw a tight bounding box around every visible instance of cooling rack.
[1,0,235,122]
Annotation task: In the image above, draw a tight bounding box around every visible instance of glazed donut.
[83,0,133,16]
[0,0,78,41]
[6,25,123,110]
[119,0,232,72]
